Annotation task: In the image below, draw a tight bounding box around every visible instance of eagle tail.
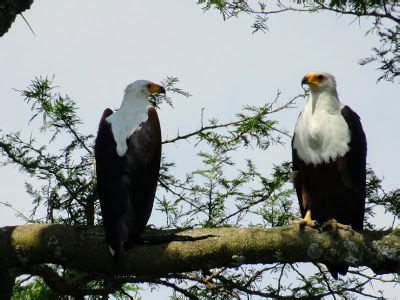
[106,218,130,259]
[326,264,348,279]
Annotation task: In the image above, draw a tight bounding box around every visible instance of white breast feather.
[106,105,150,157]
[293,94,350,165]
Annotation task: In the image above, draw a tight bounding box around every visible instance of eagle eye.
[317,74,324,80]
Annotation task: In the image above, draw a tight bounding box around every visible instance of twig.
[155,279,198,299]
[217,191,272,224]
[314,263,337,299]
[276,263,287,296]
[250,3,400,23]
[19,13,36,36]
[162,93,304,145]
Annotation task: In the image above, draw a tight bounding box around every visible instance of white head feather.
[106,80,156,157]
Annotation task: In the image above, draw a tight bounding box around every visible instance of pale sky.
[0,0,399,298]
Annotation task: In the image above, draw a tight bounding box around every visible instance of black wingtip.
[327,264,348,279]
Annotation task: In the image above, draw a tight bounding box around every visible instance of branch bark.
[0,224,398,278]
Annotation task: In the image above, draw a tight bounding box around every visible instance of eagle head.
[125,80,166,98]
[301,72,337,94]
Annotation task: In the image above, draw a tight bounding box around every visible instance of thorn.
[20,13,36,36]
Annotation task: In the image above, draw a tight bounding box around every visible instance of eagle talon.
[289,219,318,229]
[289,210,318,229]
[300,219,317,229]
[321,219,351,231]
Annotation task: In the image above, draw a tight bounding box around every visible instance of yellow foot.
[290,218,317,229]
[289,210,318,229]
[321,219,351,231]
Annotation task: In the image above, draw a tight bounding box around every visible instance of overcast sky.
[0,0,399,297]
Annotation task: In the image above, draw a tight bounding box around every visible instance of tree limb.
[0,224,399,278]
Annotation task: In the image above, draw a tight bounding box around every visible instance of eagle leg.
[321,219,352,231]
[290,210,317,229]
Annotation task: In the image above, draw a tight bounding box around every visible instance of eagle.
[95,80,165,257]
[291,72,367,279]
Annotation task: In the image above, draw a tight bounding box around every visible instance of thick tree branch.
[0,224,399,278]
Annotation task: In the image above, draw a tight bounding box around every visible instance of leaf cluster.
[1,77,96,225]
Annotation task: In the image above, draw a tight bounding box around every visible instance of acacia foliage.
[0,77,398,298]
[198,0,400,83]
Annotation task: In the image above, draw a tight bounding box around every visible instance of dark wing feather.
[341,105,367,231]
[95,108,114,217]
[327,106,366,279]
[95,108,128,255]
[292,135,306,218]
[95,107,161,256]
[124,107,162,235]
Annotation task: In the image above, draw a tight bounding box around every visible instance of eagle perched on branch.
[95,80,165,257]
[292,72,367,279]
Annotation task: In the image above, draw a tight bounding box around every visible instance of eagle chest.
[294,110,351,165]
[307,117,325,149]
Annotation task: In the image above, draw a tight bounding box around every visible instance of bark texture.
[0,0,34,37]
[0,224,398,277]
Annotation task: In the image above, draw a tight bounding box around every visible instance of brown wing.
[125,106,162,233]
[341,105,367,231]
[292,134,306,218]
[95,108,114,221]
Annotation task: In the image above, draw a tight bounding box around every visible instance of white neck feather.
[293,91,350,165]
[309,90,341,114]
[106,91,151,157]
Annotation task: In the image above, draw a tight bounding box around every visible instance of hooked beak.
[148,83,166,95]
[301,76,308,86]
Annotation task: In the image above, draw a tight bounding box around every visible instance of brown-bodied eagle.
[291,72,367,278]
[95,80,165,257]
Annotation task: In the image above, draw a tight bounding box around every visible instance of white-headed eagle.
[95,80,165,257]
[292,73,367,279]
